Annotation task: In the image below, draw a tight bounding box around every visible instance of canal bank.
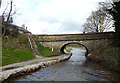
[0,54,72,82]
[2,48,118,82]
[87,46,120,73]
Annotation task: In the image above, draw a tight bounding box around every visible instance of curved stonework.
[60,42,89,57]
[0,54,71,82]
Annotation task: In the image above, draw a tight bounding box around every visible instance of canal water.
[7,48,118,82]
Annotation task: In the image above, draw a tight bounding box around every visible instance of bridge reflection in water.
[7,48,118,82]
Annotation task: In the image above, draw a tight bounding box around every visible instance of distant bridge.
[33,32,114,57]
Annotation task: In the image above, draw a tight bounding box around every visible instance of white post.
[52,47,54,52]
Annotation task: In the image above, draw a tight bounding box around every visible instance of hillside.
[2,35,35,66]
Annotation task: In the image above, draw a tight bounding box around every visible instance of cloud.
[27,20,62,34]
[1,0,106,34]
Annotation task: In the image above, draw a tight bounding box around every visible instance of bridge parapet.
[33,32,114,42]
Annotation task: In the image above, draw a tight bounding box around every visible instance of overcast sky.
[1,0,107,34]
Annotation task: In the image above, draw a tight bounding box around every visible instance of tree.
[2,0,17,37]
[0,0,1,7]
[83,2,114,33]
[109,1,120,47]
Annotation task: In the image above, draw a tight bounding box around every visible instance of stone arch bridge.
[33,32,114,56]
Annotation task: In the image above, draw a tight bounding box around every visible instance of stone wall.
[33,32,114,42]
[33,32,114,55]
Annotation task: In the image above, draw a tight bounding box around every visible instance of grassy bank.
[35,41,60,57]
[2,35,35,66]
[87,40,120,72]
[65,47,72,52]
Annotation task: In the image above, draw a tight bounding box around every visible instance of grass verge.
[2,36,35,66]
[35,41,60,57]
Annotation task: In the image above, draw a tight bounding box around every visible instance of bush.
[87,39,120,72]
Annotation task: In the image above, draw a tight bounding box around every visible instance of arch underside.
[60,42,88,57]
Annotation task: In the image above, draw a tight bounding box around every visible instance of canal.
[5,48,118,82]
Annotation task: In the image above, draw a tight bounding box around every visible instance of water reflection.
[68,48,86,65]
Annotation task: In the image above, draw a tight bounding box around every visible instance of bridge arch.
[60,42,89,57]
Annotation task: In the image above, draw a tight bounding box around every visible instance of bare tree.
[83,1,114,33]
[2,0,17,37]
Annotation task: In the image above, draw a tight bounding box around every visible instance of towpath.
[0,54,68,71]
